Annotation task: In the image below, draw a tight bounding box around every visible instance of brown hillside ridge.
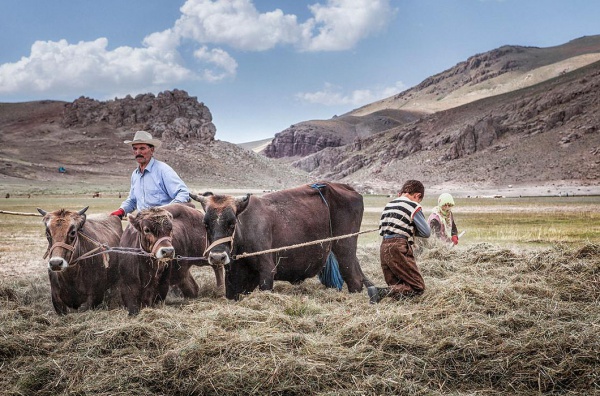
[293,56,600,196]
[1,36,600,197]
[264,35,600,195]
[0,90,308,195]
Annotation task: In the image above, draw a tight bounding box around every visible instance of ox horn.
[234,194,251,214]
[190,193,209,205]
[36,208,47,216]
[78,206,89,215]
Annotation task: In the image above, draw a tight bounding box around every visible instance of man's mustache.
[136,155,144,159]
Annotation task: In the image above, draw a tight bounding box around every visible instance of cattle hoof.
[367,286,380,304]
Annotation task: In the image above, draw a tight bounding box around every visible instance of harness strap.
[204,236,234,256]
[44,239,77,262]
[310,183,333,238]
[151,236,173,256]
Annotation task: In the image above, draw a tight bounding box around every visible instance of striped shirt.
[379,197,430,242]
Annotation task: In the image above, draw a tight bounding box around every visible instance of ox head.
[190,192,250,266]
[37,207,88,272]
[128,207,175,259]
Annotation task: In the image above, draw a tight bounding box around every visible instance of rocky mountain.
[0,90,308,195]
[263,109,421,158]
[2,36,600,197]
[292,57,600,193]
[264,35,600,166]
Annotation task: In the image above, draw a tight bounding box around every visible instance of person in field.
[428,193,460,245]
[368,180,431,304]
[110,131,190,218]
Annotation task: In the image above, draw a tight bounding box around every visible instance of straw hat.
[123,130,162,149]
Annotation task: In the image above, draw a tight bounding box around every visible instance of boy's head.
[399,180,425,200]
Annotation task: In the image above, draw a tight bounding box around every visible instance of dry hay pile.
[0,243,598,395]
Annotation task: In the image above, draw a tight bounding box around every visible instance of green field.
[3,193,599,251]
[362,194,600,247]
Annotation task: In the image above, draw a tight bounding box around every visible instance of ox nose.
[209,251,230,266]
[156,247,175,259]
[48,257,67,271]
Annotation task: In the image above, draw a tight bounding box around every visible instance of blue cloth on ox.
[318,251,344,291]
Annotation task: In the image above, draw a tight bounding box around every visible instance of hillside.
[293,58,600,195]
[262,36,600,192]
[2,36,600,197]
[351,35,600,116]
[0,91,309,196]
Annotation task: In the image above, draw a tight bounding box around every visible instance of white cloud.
[0,38,194,98]
[174,0,303,51]
[174,0,395,52]
[0,0,396,97]
[304,0,396,51]
[296,81,405,106]
[194,46,238,82]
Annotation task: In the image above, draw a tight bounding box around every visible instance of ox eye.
[143,227,151,234]
[69,230,77,239]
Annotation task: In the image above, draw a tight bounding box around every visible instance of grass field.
[0,193,599,395]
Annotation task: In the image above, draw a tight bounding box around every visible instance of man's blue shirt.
[120,158,189,213]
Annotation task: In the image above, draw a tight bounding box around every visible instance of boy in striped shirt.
[368,180,431,304]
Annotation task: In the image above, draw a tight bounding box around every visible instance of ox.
[191,182,373,300]
[37,207,122,315]
[118,203,224,315]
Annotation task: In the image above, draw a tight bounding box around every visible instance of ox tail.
[318,251,344,291]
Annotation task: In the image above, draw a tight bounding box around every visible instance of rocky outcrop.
[61,89,215,144]
[263,110,419,159]
[263,123,347,158]
[292,128,423,178]
[445,116,508,160]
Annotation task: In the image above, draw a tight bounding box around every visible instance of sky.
[1,1,599,143]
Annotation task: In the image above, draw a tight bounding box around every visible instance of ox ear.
[37,208,47,216]
[127,213,141,232]
[234,194,251,215]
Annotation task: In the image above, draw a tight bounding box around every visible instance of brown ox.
[118,203,224,315]
[37,207,122,315]
[191,182,373,300]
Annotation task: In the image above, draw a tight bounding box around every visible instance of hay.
[0,243,598,395]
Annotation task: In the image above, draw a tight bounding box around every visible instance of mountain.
[0,90,308,195]
[292,56,600,194]
[263,36,600,167]
[2,36,599,197]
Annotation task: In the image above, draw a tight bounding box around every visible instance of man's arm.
[111,173,136,216]
[162,166,190,203]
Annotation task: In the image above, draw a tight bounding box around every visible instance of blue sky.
[1,1,599,143]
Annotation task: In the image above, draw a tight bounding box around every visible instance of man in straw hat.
[110,130,190,219]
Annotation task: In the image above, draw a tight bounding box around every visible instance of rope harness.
[44,231,113,268]
[3,208,377,264]
[139,234,174,257]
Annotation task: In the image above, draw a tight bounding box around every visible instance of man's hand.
[451,235,458,245]
[110,208,125,219]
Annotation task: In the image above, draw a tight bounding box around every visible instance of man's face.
[132,143,154,167]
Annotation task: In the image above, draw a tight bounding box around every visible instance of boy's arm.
[413,210,431,238]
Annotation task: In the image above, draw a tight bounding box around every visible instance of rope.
[232,228,379,260]
[0,210,42,216]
